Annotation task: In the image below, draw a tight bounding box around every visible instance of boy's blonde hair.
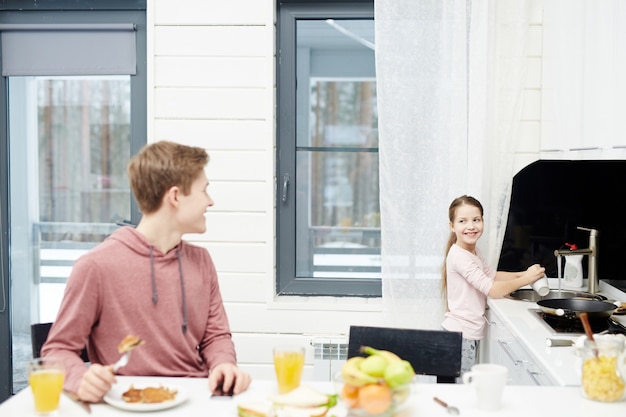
[127,141,209,214]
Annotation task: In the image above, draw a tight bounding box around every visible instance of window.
[277,1,379,296]
[0,0,146,400]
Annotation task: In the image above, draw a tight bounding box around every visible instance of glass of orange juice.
[28,358,65,415]
[273,346,305,394]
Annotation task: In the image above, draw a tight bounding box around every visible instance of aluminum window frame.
[276,1,380,297]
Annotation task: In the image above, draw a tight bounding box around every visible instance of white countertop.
[1,376,624,417]
[487,279,626,386]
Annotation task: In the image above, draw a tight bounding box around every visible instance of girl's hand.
[526,264,546,281]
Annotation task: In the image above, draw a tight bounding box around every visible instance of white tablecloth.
[1,376,624,416]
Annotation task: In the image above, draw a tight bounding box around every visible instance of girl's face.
[450,203,484,251]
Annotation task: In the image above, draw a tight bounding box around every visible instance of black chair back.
[348,325,462,383]
[31,322,89,362]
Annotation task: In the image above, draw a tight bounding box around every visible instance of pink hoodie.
[41,226,236,393]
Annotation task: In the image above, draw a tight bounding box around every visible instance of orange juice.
[273,347,305,394]
[28,359,65,415]
[29,370,64,413]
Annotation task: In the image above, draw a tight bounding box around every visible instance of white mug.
[462,363,508,411]
[531,275,550,297]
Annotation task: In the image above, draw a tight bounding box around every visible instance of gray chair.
[348,325,462,383]
[31,322,89,362]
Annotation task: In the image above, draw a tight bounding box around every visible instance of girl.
[441,195,545,374]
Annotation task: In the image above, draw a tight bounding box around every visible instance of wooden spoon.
[578,312,598,357]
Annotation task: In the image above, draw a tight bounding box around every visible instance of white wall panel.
[516,121,541,152]
[218,272,269,303]
[526,57,542,89]
[155,119,271,150]
[521,89,541,120]
[154,0,272,25]
[154,88,269,120]
[527,25,543,56]
[155,26,270,57]
[203,213,268,242]
[191,242,270,274]
[206,182,269,212]
[206,151,272,182]
[155,57,269,88]
[225,304,383,335]
[232,333,321,381]
[233,334,314,365]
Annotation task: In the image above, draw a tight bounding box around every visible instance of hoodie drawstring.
[149,246,158,305]
[148,246,188,334]
[176,250,188,334]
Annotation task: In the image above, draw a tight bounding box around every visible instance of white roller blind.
[0,23,136,76]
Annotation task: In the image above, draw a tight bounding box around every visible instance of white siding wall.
[147,0,544,380]
[512,1,545,173]
[149,0,383,381]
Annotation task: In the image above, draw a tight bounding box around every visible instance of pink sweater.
[441,244,496,340]
[41,227,236,393]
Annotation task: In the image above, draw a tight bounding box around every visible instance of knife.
[63,390,91,413]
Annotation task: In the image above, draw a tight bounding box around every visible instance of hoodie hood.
[107,226,185,258]
[108,226,188,333]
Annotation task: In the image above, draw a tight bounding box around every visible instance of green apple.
[383,360,415,387]
[358,354,388,377]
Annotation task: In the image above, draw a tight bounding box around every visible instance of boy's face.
[450,203,483,251]
[176,170,213,235]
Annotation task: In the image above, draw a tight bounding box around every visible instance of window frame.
[276,1,379,297]
[0,0,146,401]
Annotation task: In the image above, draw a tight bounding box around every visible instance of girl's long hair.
[441,195,484,310]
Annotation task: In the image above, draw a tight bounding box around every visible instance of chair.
[31,322,89,362]
[348,325,462,383]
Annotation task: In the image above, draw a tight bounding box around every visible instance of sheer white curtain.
[375,0,535,328]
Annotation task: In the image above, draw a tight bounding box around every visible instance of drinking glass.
[273,346,305,394]
[28,358,65,415]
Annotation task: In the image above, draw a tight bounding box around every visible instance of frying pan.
[537,298,618,320]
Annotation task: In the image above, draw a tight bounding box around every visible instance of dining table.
[0,375,624,416]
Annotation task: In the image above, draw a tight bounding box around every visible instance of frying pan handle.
[555,308,577,319]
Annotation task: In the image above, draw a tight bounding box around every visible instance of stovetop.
[530,309,626,336]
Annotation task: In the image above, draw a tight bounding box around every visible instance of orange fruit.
[341,383,360,408]
[357,383,392,414]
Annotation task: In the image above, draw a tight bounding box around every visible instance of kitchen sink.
[505,288,606,302]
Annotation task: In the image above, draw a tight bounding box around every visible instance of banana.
[358,346,415,387]
[360,346,402,364]
[341,357,379,387]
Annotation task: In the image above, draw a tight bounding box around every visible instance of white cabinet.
[483,308,555,385]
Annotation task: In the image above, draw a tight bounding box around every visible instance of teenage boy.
[42,141,251,402]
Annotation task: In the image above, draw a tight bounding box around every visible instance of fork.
[111,351,131,374]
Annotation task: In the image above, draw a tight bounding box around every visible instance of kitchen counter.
[486,279,626,386]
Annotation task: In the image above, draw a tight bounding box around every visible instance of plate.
[104,382,188,412]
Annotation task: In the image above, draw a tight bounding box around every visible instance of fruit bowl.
[332,371,413,417]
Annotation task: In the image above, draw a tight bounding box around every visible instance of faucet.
[553,226,599,294]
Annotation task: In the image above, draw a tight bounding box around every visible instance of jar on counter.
[581,336,626,402]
